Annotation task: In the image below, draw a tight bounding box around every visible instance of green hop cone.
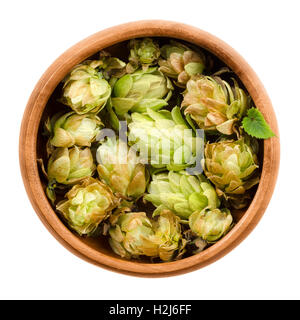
[159,40,205,87]
[56,177,118,235]
[108,211,158,259]
[144,170,220,220]
[181,75,249,135]
[203,137,259,207]
[128,107,203,171]
[126,38,160,73]
[96,138,148,199]
[47,146,96,185]
[61,62,111,114]
[189,208,233,242]
[48,112,102,148]
[111,67,173,116]
[108,210,184,261]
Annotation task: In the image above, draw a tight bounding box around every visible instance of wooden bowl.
[19,20,280,277]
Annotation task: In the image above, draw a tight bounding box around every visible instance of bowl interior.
[36,37,262,263]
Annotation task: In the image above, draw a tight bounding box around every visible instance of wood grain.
[19,20,280,277]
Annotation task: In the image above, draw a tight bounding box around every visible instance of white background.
[1,0,298,300]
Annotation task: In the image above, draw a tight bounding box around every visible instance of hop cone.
[47,146,95,185]
[182,75,249,135]
[128,107,203,171]
[108,211,158,259]
[144,170,220,219]
[56,177,118,235]
[61,62,111,114]
[159,40,205,87]
[126,38,160,73]
[108,210,184,261]
[48,111,102,148]
[189,208,233,242]
[96,138,148,199]
[203,137,259,207]
[111,67,173,116]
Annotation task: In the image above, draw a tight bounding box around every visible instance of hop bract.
[61,63,111,114]
[111,67,173,115]
[189,208,233,242]
[182,75,249,135]
[159,40,205,87]
[127,38,160,73]
[144,170,220,220]
[203,138,259,201]
[48,112,102,148]
[128,107,203,171]
[47,146,95,185]
[56,177,118,235]
[96,138,147,199]
[108,210,184,261]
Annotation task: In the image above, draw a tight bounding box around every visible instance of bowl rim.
[19,20,280,277]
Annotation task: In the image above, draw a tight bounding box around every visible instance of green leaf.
[242,108,275,139]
